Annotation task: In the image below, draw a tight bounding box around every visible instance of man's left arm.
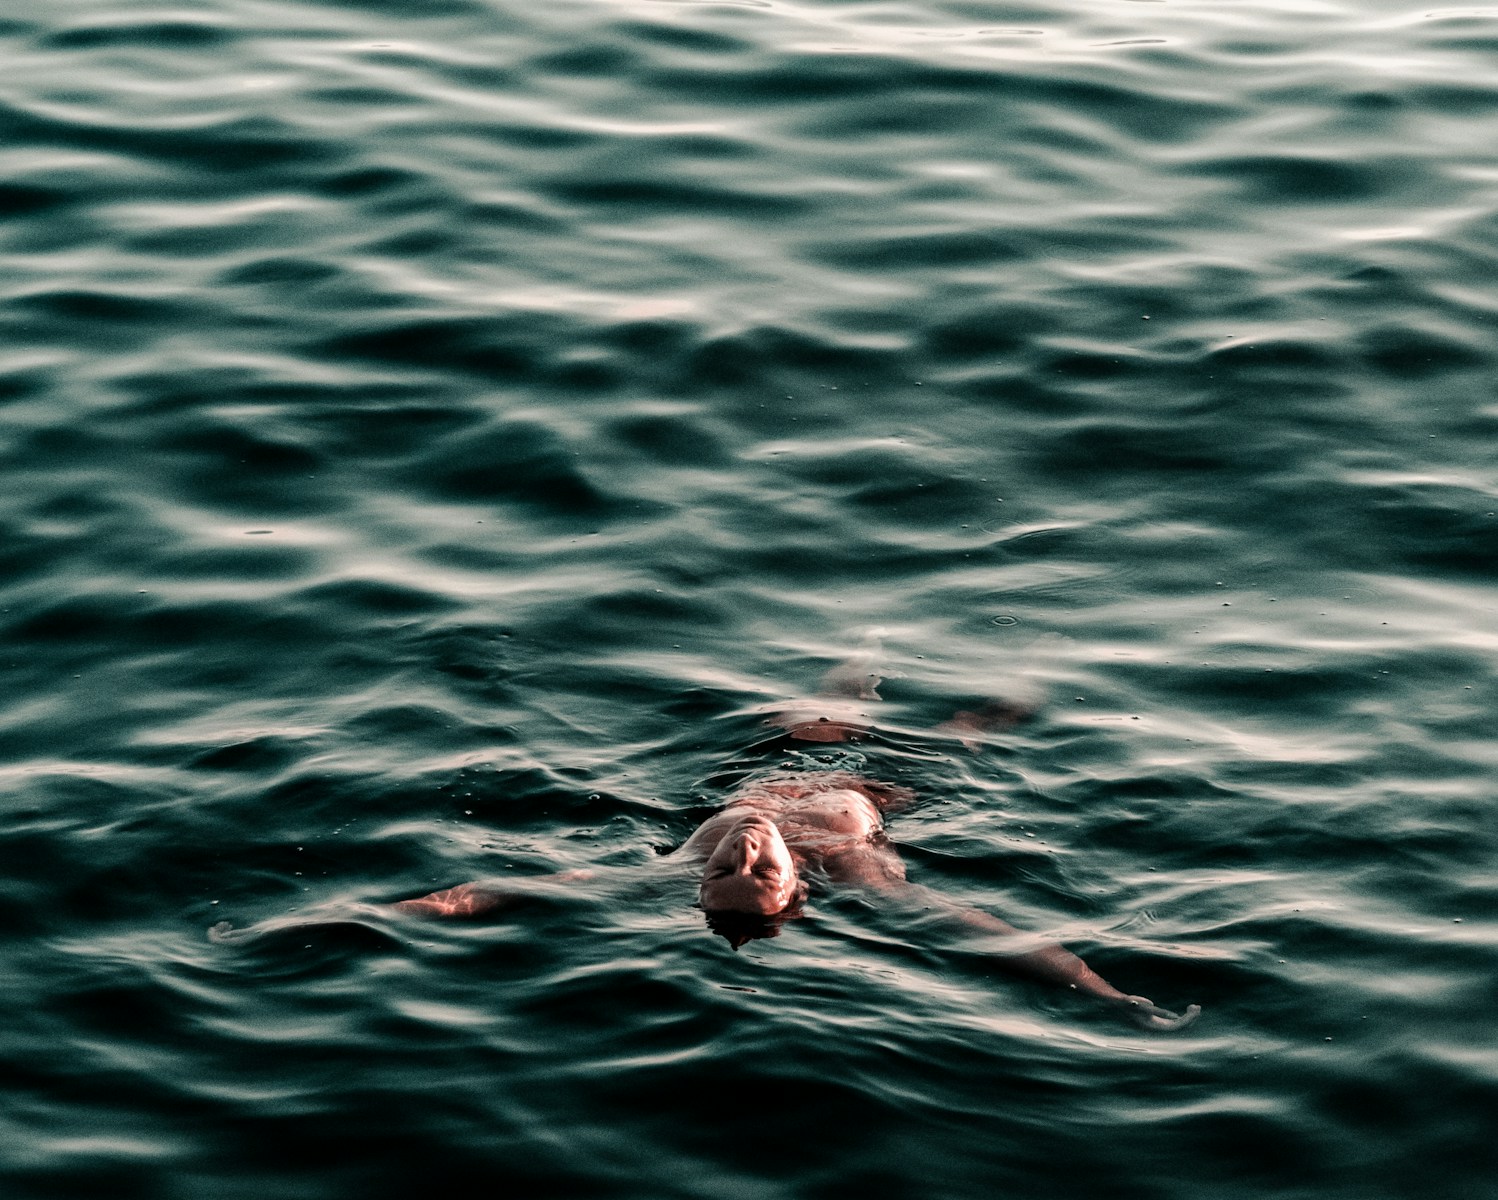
[826,846,1198,1031]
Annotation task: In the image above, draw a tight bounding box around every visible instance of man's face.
[699,814,800,915]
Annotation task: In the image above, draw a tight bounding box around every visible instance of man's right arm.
[209,869,598,942]
[392,869,596,918]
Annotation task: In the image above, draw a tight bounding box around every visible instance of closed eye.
[705,865,780,881]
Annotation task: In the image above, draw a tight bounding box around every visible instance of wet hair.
[703,907,789,950]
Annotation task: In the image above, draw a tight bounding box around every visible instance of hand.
[1119,995,1201,1032]
[207,900,395,945]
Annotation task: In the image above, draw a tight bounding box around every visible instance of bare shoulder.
[822,836,908,889]
[837,773,916,813]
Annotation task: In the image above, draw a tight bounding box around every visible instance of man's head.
[698,813,802,919]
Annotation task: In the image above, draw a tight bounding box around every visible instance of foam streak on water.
[1,1,1496,1197]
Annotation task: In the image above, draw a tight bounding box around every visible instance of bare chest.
[764,789,882,840]
[705,785,882,858]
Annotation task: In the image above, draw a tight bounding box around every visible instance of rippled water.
[3,1,1497,1196]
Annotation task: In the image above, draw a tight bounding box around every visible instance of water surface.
[2,1,1497,1197]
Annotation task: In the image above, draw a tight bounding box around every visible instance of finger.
[1132,1003,1201,1032]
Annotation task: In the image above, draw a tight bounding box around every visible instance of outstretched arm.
[209,869,597,943]
[937,896,1199,1031]
[392,869,596,919]
[826,847,1198,1031]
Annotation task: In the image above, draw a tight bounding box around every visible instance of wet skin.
[693,811,803,915]
[382,768,1199,1031]
[676,772,1197,1030]
[212,668,1200,1031]
[684,774,897,915]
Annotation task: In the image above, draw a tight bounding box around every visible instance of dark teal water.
[4,1,1497,1196]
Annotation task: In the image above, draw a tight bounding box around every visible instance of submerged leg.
[933,698,1035,751]
[767,634,886,743]
[815,630,886,701]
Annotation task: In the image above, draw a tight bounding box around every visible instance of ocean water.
[3,0,1497,1196]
